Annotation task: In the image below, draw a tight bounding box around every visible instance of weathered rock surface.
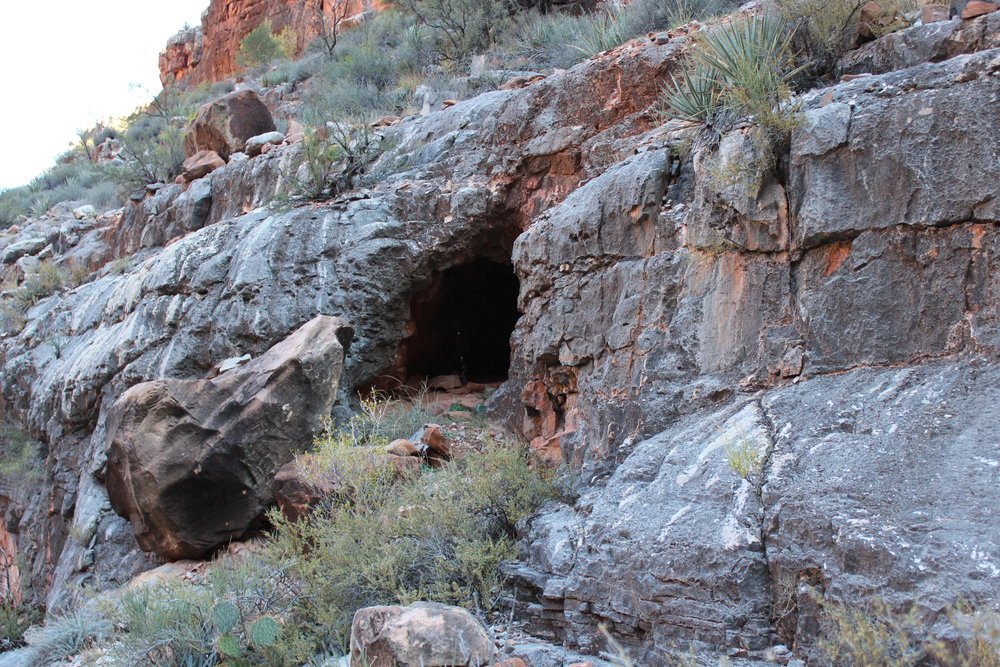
[510,360,1000,661]
[183,89,276,160]
[159,26,204,87]
[839,10,1000,75]
[3,11,1000,664]
[350,602,496,667]
[182,149,227,180]
[104,315,352,558]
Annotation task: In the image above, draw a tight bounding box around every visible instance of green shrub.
[263,432,560,655]
[662,13,800,127]
[237,19,293,71]
[775,0,920,76]
[660,13,803,194]
[0,423,38,481]
[392,0,516,62]
[0,153,122,226]
[107,85,215,189]
[0,598,42,651]
[723,435,762,482]
[279,124,389,202]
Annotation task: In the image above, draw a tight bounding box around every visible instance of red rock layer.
[159,0,383,87]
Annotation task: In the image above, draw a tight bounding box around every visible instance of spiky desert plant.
[660,13,801,128]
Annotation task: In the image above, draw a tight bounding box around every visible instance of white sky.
[0,1,210,190]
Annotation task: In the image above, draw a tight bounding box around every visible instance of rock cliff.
[3,6,1000,664]
[160,0,381,86]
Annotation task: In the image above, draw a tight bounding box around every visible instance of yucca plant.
[659,62,723,126]
[660,13,801,128]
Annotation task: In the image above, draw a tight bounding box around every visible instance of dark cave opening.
[399,259,521,385]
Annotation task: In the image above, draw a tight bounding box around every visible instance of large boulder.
[350,602,496,667]
[104,315,353,559]
[182,89,276,160]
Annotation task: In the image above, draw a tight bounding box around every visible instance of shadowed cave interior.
[398,259,521,385]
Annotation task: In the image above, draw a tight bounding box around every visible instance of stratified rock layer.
[104,315,352,559]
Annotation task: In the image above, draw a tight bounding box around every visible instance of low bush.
[0,155,121,227]
[262,428,561,655]
[660,13,803,194]
[774,0,921,76]
[0,423,39,482]
[107,85,216,190]
[278,123,389,202]
[818,597,1000,666]
[392,0,516,63]
[0,598,42,651]
[22,607,112,665]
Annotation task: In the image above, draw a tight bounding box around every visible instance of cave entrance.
[400,259,520,385]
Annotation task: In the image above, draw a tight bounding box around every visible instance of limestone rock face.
[104,315,353,559]
[510,361,1000,662]
[182,89,276,160]
[350,602,496,667]
[5,11,1000,662]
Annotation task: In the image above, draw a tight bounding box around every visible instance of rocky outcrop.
[4,10,1000,664]
[159,0,383,86]
[159,26,204,87]
[104,315,351,559]
[183,89,276,160]
[500,37,1000,664]
[350,602,496,667]
[0,33,680,609]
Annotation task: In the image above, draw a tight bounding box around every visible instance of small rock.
[182,149,226,181]
[652,31,671,44]
[426,403,446,416]
[285,132,305,144]
[921,3,950,22]
[350,602,496,667]
[490,660,526,667]
[210,353,252,377]
[499,74,545,91]
[428,374,463,390]
[72,204,96,219]
[412,424,451,460]
[445,411,474,422]
[370,115,402,128]
[245,131,285,157]
[260,141,279,155]
[466,382,487,394]
[567,663,593,667]
[962,1,998,18]
[841,73,872,82]
[386,438,419,456]
[15,254,41,277]
[441,99,458,108]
